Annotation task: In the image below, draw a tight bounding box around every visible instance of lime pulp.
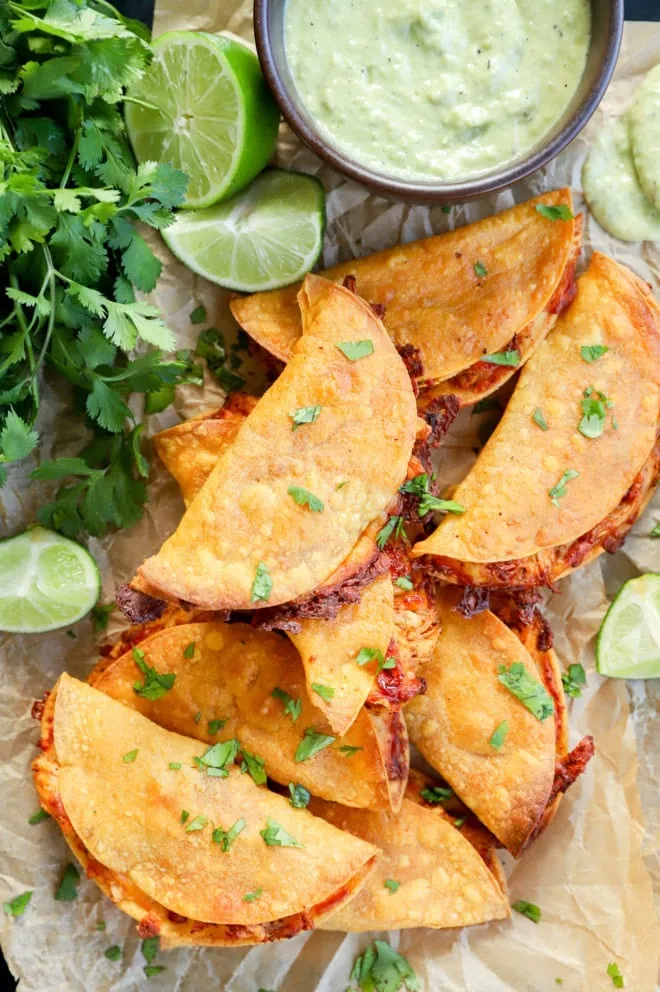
[0,527,100,634]
[596,573,660,679]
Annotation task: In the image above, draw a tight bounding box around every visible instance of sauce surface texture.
[284,0,591,182]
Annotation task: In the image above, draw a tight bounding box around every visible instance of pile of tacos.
[32,190,660,946]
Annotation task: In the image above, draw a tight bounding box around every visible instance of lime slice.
[163,168,326,292]
[125,31,280,208]
[596,573,660,679]
[0,527,100,634]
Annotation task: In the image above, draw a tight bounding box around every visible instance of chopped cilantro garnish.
[132,647,175,701]
[561,663,587,699]
[212,818,246,851]
[497,663,554,721]
[3,891,32,917]
[394,575,414,591]
[351,940,420,992]
[289,405,322,430]
[240,748,267,786]
[185,814,208,833]
[473,261,488,278]
[122,749,139,763]
[580,344,609,363]
[28,809,50,825]
[295,728,336,762]
[194,711,201,724]
[512,900,541,923]
[338,745,363,757]
[356,647,384,667]
[489,721,509,750]
[180,810,190,824]
[95,921,106,931]
[336,480,349,490]
[536,203,574,221]
[548,468,579,508]
[243,888,263,902]
[578,389,611,439]
[336,340,375,361]
[272,687,302,722]
[376,514,405,549]
[91,603,115,634]
[259,818,303,848]
[454,817,466,828]
[287,485,324,512]
[190,305,207,325]
[55,863,80,902]
[400,473,465,516]
[481,350,521,367]
[384,879,401,894]
[420,785,453,804]
[196,739,240,774]
[183,641,195,659]
[168,762,181,770]
[144,966,167,979]
[251,561,272,603]
[380,656,397,671]
[650,522,660,538]
[207,719,226,735]
[311,682,335,700]
[533,407,549,431]
[472,397,501,414]
[104,945,122,962]
[142,937,161,965]
[606,962,624,988]
[288,783,311,808]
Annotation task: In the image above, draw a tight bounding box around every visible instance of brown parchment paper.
[0,7,659,990]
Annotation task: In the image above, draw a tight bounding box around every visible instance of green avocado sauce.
[284,0,591,182]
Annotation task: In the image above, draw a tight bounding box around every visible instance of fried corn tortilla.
[230,190,580,394]
[405,590,564,856]
[133,274,417,610]
[33,675,379,946]
[413,253,660,586]
[88,621,406,811]
[313,771,509,931]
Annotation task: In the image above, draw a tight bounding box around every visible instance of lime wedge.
[163,168,326,292]
[596,573,660,679]
[0,527,100,634]
[125,31,280,208]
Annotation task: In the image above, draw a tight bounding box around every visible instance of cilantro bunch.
[0,0,198,536]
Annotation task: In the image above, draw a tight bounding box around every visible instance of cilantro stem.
[8,272,40,412]
[59,129,81,190]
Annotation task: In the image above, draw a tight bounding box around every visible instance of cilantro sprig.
[0,2,199,535]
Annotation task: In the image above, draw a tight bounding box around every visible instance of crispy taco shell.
[313,770,509,931]
[33,675,379,946]
[230,190,580,392]
[405,590,565,856]
[133,274,417,611]
[88,621,406,811]
[413,253,660,586]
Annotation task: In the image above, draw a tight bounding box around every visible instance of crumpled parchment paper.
[0,7,659,990]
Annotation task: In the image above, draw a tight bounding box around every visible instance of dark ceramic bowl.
[254,0,624,203]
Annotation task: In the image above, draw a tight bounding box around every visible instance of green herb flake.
[194,711,201,724]
[272,687,302,722]
[580,344,609,363]
[132,647,176,701]
[95,921,106,931]
[548,469,579,508]
[338,745,363,757]
[356,647,385,668]
[144,966,167,979]
[650,522,660,538]
[196,738,240,773]
[400,474,466,517]
[384,879,401,894]
[606,962,624,988]
[420,785,453,804]
[474,261,488,278]
[243,888,263,902]
[489,721,509,751]
[55,863,80,902]
[481,350,521,367]
[212,818,246,852]
[394,576,414,591]
[498,663,555,721]
[183,641,195,659]
[251,561,272,603]
[379,656,397,672]
[454,817,466,828]
[240,748,267,786]
[533,407,549,431]
[168,762,181,770]
[336,340,375,361]
[287,485,324,512]
[336,480,349,490]
[3,891,32,918]
[260,818,303,848]
[185,814,208,833]
[578,389,611,439]
[207,719,226,735]
[28,809,50,825]
[562,663,587,699]
[180,810,190,824]
[512,900,541,923]
[91,603,115,634]
[350,939,420,992]
[288,783,311,808]
[311,683,335,700]
[472,397,501,415]
[190,305,207,325]
[289,405,322,430]
[536,204,575,221]
[295,728,336,762]
[376,514,405,549]
[104,945,122,962]
[122,749,139,764]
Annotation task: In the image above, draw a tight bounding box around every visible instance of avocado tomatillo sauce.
[283,0,591,183]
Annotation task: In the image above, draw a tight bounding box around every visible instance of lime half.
[596,573,660,679]
[163,168,326,292]
[0,527,100,634]
[125,31,280,208]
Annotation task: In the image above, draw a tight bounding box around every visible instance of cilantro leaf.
[251,561,272,603]
[288,783,311,808]
[289,405,322,430]
[512,900,541,923]
[243,888,263,902]
[473,261,487,278]
[497,663,554,721]
[212,818,246,851]
[287,485,324,512]
[581,344,609,363]
[55,862,80,901]
[536,204,574,221]
[311,682,335,700]
[132,647,176,700]
[3,891,32,918]
[104,945,122,962]
[121,233,162,293]
[420,785,453,805]
[86,379,133,433]
[489,721,509,750]
[561,663,587,698]
[351,940,420,992]
[578,389,610,439]
[376,514,404,548]
[271,687,302,722]
[259,818,303,848]
[336,340,374,361]
[338,744,363,756]
[196,739,239,774]
[240,748,267,786]
[606,962,624,988]
[295,727,336,762]
[533,407,549,431]
[141,937,160,964]
[481,350,520,367]
[384,879,400,893]
[0,409,38,462]
[190,305,207,325]
[650,522,660,538]
[401,474,465,517]
[184,814,208,833]
[28,808,50,825]
[356,647,384,667]
[394,576,413,590]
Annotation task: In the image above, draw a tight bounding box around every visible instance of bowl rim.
[253,0,625,202]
